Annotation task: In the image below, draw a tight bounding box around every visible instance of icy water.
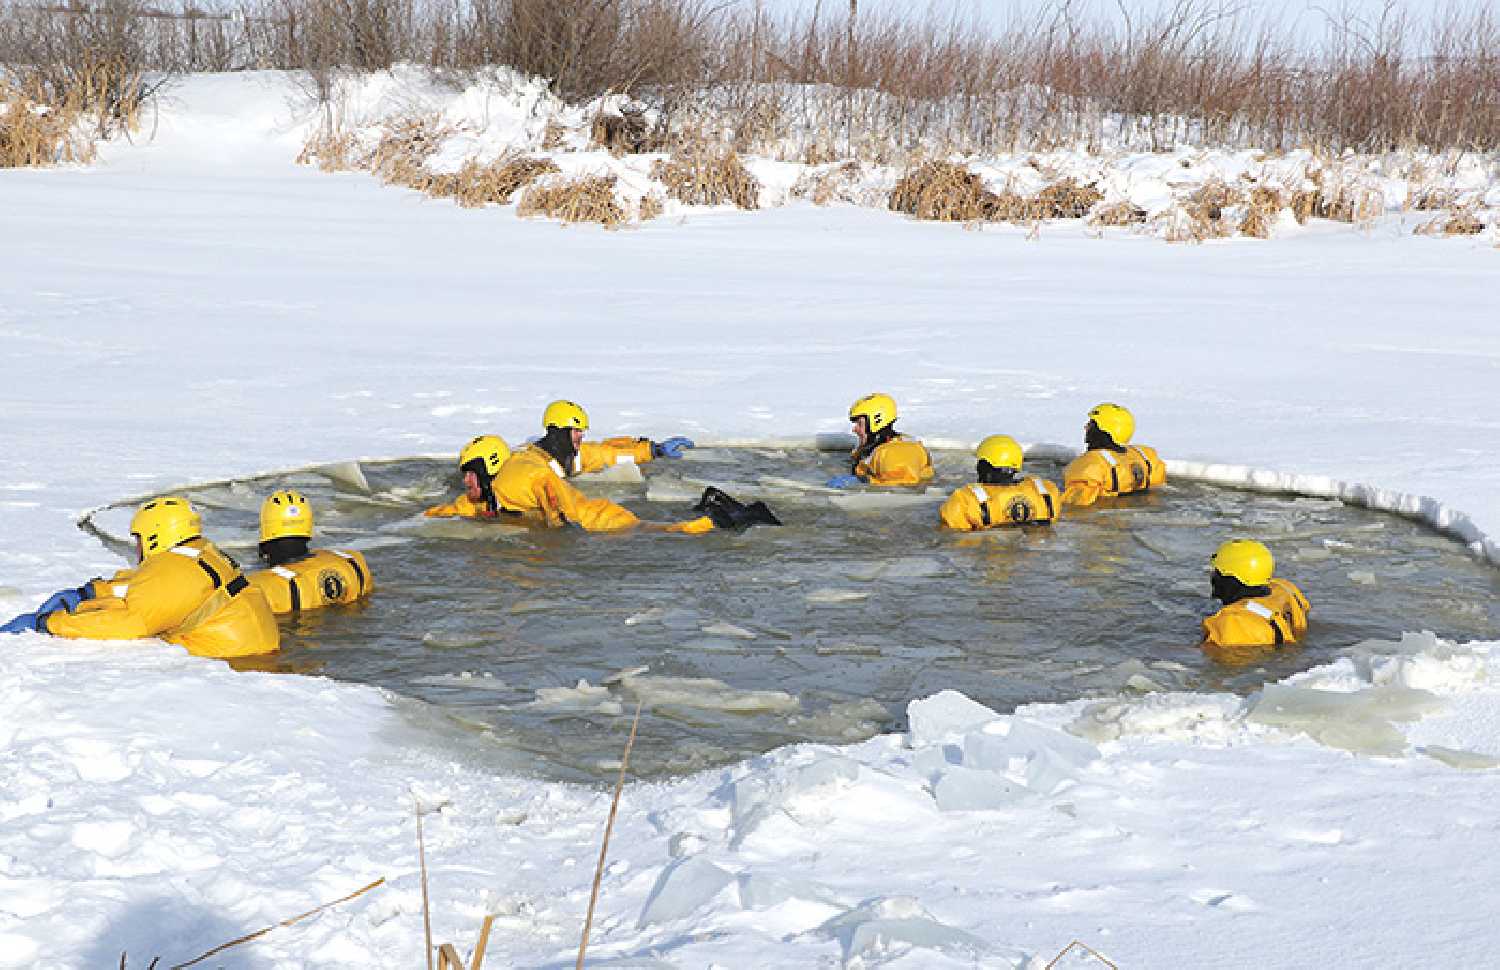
[85,448,1500,781]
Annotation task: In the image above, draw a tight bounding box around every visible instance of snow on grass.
[1,71,1500,967]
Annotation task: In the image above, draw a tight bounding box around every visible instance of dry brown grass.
[590,106,662,155]
[295,121,360,171]
[638,191,666,221]
[650,143,759,209]
[0,52,145,168]
[1030,178,1104,219]
[368,114,453,191]
[791,161,862,205]
[518,174,626,225]
[1239,185,1286,238]
[1408,187,1460,211]
[1089,200,1148,227]
[888,161,999,222]
[0,80,91,167]
[1415,207,1487,236]
[452,155,560,207]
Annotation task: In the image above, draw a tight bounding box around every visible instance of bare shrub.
[518,174,626,225]
[650,143,759,208]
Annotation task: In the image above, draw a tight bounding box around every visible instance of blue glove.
[653,436,695,459]
[825,474,863,489]
[38,586,88,615]
[1,612,42,635]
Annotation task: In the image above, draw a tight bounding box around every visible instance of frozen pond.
[83,448,1500,781]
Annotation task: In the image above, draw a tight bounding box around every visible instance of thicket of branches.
[3,0,1499,153]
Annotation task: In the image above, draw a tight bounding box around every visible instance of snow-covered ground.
[2,73,1499,967]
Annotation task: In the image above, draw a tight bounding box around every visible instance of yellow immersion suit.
[424,493,490,519]
[248,549,373,615]
[47,539,280,659]
[1062,445,1165,506]
[1202,579,1311,650]
[940,478,1063,531]
[495,445,713,533]
[854,437,935,486]
[423,437,656,519]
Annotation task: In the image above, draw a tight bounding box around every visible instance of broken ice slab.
[906,690,1002,747]
[961,719,1102,794]
[317,460,371,493]
[818,896,986,964]
[1246,683,1445,756]
[1418,745,1500,771]
[637,856,736,928]
[932,765,1031,811]
[729,756,860,847]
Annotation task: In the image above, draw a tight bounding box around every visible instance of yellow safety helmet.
[1211,539,1275,586]
[975,435,1024,470]
[260,489,314,543]
[542,400,589,431]
[458,434,511,478]
[130,496,202,559]
[849,392,898,434]
[1088,402,1135,446]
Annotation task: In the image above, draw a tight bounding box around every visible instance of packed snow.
[2,72,1500,967]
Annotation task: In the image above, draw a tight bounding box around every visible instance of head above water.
[130,496,202,562]
[1085,402,1134,450]
[975,434,1024,484]
[1210,539,1275,603]
[258,489,314,565]
[541,400,588,462]
[848,392,897,446]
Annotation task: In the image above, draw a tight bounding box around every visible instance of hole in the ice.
[80,447,1500,781]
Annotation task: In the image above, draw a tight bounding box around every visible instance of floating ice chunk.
[620,674,798,714]
[624,607,664,626]
[317,460,371,493]
[1247,683,1444,756]
[961,720,1100,795]
[932,765,1030,811]
[1348,570,1377,585]
[729,756,860,846]
[1419,746,1500,771]
[830,491,939,511]
[580,463,644,484]
[846,557,951,581]
[527,680,622,714]
[637,856,736,928]
[421,630,491,649]
[907,691,1001,747]
[805,588,869,605]
[818,896,986,964]
[701,621,757,639]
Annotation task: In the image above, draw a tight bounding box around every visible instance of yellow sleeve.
[86,567,137,600]
[1140,446,1168,487]
[342,550,373,596]
[47,555,206,641]
[1036,480,1064,521]
[577,437,654,474]
[425,495,483,518]
[939,489,981,531]
[1062,453,1106,507]
[246,570,294,614]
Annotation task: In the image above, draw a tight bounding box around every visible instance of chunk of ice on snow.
[932,765,1030,812]
[738,871,843,910]
[1419,746,1500,771]
[637,856,736,928]
[1247,684,1444,756]
[818,896,985,963]
[729,756,859,846]
[961,720,1101,794]
[907,691,1001,746]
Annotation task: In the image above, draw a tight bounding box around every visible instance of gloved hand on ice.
[38,586,89,615]
[1,612,42,635]
[653,436,695,459]
[825,474,862,489]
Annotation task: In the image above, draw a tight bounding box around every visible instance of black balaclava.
[259,536,311,567]
[1211,569,1271,605]
[1085,420,1127,453]
[537,426,579,472]
[851,422,898,472]
[460,457,499,514]
[977,461,1022,486]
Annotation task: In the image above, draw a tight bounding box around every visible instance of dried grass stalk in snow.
[651,144,759,209]
[1030,178,1104,219]
[590,107,660,155]
[518,175,626,225]
[1089,200,1148,227]
[1409,187,1460,211]
[792,161,863,206]
[369,115,454,192]
[453,155,560,208]
[1415,207,1486,236]
[296,123,359,172]
[888,161,999,222]
[0,80,90,167]
[637,191,666,221]
[1305,169,1385,224]
[1240,186,1286,239]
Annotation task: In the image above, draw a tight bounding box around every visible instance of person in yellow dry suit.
[827,392,935,488]
[1061,402,1166,507]
[425,434,512,519]
[534,399,697,477]
[247,489,373,614]
[940,435,1063,531]
[495,400,778,533]
[0,496,279,659]
[1201,539,1311,660]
